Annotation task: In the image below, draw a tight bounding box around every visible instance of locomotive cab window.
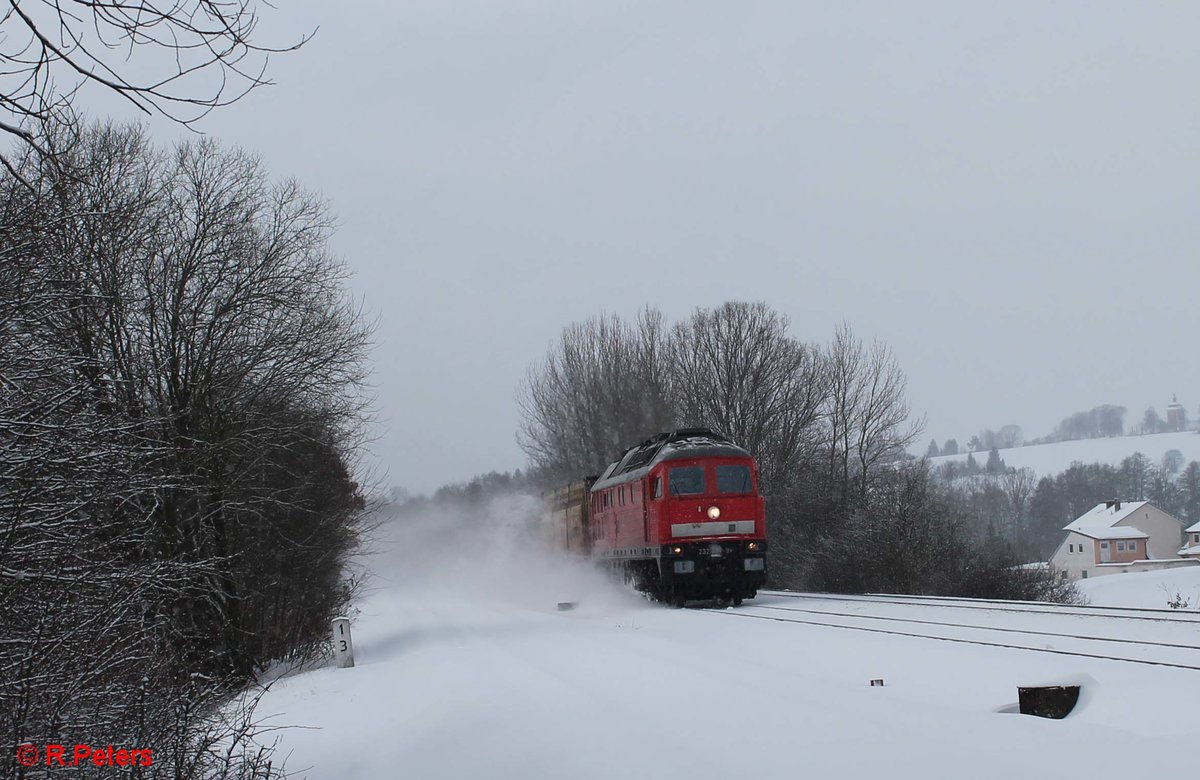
[652,477,662,499]
[669,466,705,496]
[716,465,752,494]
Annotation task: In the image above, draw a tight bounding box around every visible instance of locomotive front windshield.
[717,464,752,493]
[668,466,705,496]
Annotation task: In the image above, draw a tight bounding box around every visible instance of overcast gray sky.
[106,1,1200,493]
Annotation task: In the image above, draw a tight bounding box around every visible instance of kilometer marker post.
[331,616,355,668]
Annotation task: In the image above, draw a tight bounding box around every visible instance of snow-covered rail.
[761,590,1200,624]
[714,592,1200,671]
[747,603,1200,650]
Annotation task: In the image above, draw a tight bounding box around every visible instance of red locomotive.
[542,428,767,605]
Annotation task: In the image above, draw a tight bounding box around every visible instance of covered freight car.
[539,479,594,556]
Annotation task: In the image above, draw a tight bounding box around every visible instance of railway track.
[760,590,1200,624]
[711,592,1200,671]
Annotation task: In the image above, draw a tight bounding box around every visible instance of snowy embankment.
[255,498,1200,780]
[927,430,1200,475]
[1076,566,1200,610]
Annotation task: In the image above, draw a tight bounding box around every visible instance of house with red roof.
[1049,500,1191,580]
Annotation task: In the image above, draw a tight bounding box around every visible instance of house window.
[1082,570,1088,579]
[1129,541,1137,551]
[1100,542,1108,549]
[1117,541,1125,552]
[1068,544,1073,553]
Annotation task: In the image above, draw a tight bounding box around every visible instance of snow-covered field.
[254,502,1200,780]
[926,430,1200,476]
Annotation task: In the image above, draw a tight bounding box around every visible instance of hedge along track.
[759,590,1200,625]
[710,600,1200,672]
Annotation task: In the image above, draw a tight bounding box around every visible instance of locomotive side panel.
[588,481,645,552]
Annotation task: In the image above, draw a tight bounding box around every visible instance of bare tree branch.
[0,0,309,160]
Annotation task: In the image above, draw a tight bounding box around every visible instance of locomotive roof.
[590,428,751,491]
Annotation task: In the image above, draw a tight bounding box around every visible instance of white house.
[1181,520,1200,560]
[1049,501,1190,580]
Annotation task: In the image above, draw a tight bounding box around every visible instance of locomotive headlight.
[747,542,759,551]
[707,506,720,520]
[671,546,683,555]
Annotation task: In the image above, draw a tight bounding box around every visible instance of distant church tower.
[1166,395,1186,432]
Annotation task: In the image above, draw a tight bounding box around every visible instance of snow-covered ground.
[1076,566,1200,610]
[926,430,1200,476]
[253,500,1200,779]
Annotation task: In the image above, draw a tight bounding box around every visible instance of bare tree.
[824,322,863,496]
[518,307,675,481]
[824,322,924,503]
[997,424,1023,448]
[1162,449,1185,476]
[0,0,306,170]
[1001,466,1037,548]
[668,301,824,495]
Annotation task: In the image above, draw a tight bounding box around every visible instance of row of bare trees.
[519,303,919,500]
[0,3,342,775]
[1,122,370,778]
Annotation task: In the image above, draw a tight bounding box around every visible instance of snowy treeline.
[517,303,1068,601]
[1048,404,1129,441]
[938,452,1200,562]
[1,123,370,778]
[936,400,1193,454]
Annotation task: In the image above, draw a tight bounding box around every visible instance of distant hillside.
[925,430,1200,477]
